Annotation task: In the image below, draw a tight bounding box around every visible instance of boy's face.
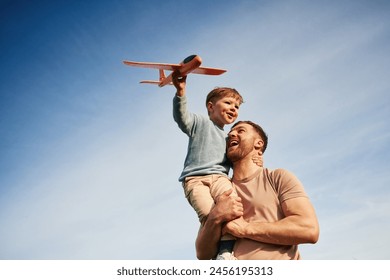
[208,96,240,128]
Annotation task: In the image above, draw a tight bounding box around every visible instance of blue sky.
[0,0,389,259]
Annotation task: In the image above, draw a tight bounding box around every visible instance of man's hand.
[223,216,249,238]
[213,189,244,224]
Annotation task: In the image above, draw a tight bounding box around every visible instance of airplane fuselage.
[158,55,202,87]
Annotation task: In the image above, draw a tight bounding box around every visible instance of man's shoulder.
[264,168,301,185]
[264,168,294,177]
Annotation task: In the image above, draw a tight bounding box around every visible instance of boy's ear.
[207,101,214,113]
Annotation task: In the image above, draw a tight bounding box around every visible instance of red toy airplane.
[123,55,227,87]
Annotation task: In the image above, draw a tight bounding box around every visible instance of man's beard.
[227,141,253,163]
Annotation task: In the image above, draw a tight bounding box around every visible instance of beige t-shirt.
[233,168,308,260]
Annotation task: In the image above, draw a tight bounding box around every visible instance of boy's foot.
[215,240,235,260]
[216,251,234,260]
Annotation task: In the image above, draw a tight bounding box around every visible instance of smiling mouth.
[228,139,239,148]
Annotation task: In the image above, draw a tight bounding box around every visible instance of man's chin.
[227,150,239,162]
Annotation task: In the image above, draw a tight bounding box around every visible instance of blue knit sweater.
[173,95,230,182]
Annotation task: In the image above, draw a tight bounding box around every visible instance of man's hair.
[206,87,244,107]
[232,120,268,153]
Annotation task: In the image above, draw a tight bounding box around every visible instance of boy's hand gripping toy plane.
[123,55,226,87]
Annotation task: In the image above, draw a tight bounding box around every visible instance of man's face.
[227,123,257,162]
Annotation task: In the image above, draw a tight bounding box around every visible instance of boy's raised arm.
[172,70,187,97]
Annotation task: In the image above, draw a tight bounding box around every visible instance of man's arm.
[224,196,319,245]
[195,189,243,260]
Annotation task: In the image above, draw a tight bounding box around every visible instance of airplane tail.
[158,69,173,87]
[159,69,166,82]
[139,80,161,85]
[139,69,170,86]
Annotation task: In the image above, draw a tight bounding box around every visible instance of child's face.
[208,96,240,128]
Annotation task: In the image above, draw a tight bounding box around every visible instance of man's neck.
[232,157,261,181]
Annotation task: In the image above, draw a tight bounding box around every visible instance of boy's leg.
[209,174,238,200]
[183,176,215,223]
[209,175,238,260]
[184,175,239,260]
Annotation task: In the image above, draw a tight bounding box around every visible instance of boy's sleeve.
[173,95,197,136]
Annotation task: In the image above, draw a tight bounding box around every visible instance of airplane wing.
[123,61,180,71]
[192,67,227,75]
[123,61,226,75]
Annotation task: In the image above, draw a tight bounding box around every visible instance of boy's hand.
[252,151,263,167]
[172,70,187,96]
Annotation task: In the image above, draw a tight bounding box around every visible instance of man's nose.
[228,130,237,137]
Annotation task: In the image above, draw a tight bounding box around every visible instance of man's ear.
[254,139,264,151]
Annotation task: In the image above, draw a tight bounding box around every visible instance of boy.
[172,71,243,260]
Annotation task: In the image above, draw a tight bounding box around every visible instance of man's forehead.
[230,123,252,132]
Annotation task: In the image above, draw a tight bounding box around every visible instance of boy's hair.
[206,87,244,107]
[232,120,268,153]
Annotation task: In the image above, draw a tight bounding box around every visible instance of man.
[195,121,319,260]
